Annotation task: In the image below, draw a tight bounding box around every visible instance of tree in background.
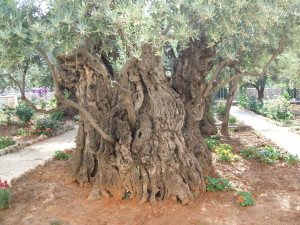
[0,0,299,204]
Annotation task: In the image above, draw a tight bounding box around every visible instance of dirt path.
[0,127,77,184]
[231,106,300,156]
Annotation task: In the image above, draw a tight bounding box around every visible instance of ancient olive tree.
[1,0,299,204]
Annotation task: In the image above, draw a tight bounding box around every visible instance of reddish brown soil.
[0,126,299,225]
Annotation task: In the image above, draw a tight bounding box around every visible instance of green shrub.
[16,102,35,123]
[32,119,61,136]
[0,137,15,149]
[216,101,226,116]
[263,97,294,121]
[204,176,233,192]
[211,134,221,140]
[49,110,65,121]
[2,105,15,125]
[282,91,291,100]
[229,115,237,124]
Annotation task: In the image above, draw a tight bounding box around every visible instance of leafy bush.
[204,176,232,192]
[282,91,291,100]
[229,115,237,124]
[263,97,294,121]
[236,191,255,207]
[49,110,65,121]
[215,144,240,162]
[211,134,221,140]
[216,101,226,116]
[2,105,15,125]
[0,179,10,210]
[0,137,15,149]
[32,119,61,136]
[15,102,35,123]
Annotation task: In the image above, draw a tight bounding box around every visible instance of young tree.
[0,0,299,204]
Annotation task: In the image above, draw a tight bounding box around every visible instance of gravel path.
[231,106,300,156]
[0,127,77,184]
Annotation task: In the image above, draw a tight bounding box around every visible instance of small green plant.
[237,87,248,108]
[282,91,291,100]
[211,134,221,140]
[3,105,15,125]
[204,176,232,192]
[216,101,226,116]
[0,179,11,210]
[286,154,299,166]
[15,102,35,123]
[0,137,15,149]
[205,138,218,150]
[263,97,294,121]
[229,115,237,124]
[236,190,255,207]
[241,146,258,158]
[54,149,73,160]
[215,144,240,162]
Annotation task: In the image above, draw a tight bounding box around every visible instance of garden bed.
[0,126,299,225]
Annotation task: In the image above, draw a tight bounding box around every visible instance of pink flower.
[38,130,42,132]
[24,127,28,130]
[46,128,51,131]
[40,126,43,128]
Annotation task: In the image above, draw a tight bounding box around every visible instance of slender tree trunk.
[200,97,218,136]
[257,87,264,101]
[221,79,239,135]
[57,44,213,205]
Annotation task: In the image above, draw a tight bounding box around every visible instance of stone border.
[0,121,76,156]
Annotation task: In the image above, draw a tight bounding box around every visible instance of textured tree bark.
[172,38,216,176]
[200,97,218,136]
[57,44,212,205]
[221,80,239,135]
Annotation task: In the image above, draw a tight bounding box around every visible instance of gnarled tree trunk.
[57,44,213,205]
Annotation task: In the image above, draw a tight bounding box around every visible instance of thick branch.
[208,39,283,95]
[37,47,116,144]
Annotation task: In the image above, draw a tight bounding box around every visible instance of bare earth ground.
[0,126,299,225]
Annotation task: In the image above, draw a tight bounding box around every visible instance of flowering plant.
[32,118,61,136]
[0,179,10,210]
[236,191,255,207]
[215,144,240,162]
[204,176,232,192]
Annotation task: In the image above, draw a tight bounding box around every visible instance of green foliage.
[0,137,15,149]
[10,128,27,136]
[15,102,35,123]
[240,145,299,165]
[229,115,237,124]
[263,97,294,121]
[49,110,65,121]
[236,191,255,207]
[211,134,221,140]
[205,138,218,150]
[282,91,291,100]
[204,176,232,192]
[0,188,10,210]
[2,106,15,125]
[216,101,226,116]
[238,88,248,108]
[54,150,71,160]
[215,144,240,162]
[32,118,61,136]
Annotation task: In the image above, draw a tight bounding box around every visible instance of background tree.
[0,0,299,204]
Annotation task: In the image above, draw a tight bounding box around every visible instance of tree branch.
[208,39,284,95]
[36,47,116,144]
